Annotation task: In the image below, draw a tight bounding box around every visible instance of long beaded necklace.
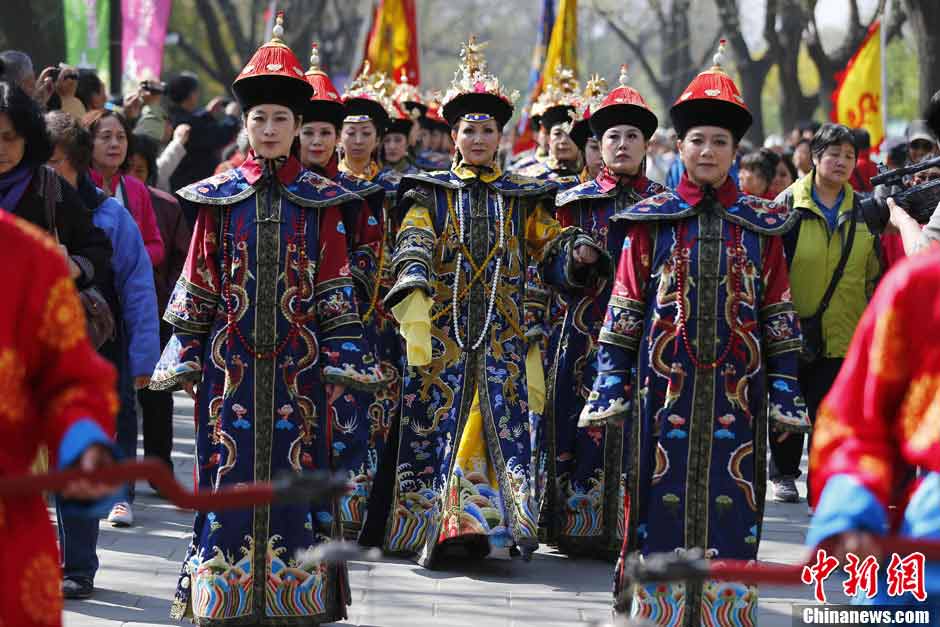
[221,201,308,360]
[451,185,505,352]
[673,221,745,370]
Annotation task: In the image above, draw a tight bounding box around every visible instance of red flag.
[831,20,884,148]
[361,0,420,85]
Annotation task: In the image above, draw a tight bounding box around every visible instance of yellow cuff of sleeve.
[391,291,433,367]
[526,341,546,415]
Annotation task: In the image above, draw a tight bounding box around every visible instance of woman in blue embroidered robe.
[327,81,407,538]
[579,49,810,626]
[511,94,585,518]
[549,174,666,555]
[359,39,610,568]
[540,75,666,556]
[150,27,384,626]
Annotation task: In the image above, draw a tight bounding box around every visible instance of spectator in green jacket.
[770,123,882,506]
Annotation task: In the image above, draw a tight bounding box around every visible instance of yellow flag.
[363,0,420,84]
[831,21,884,148]
[541,0,578,88]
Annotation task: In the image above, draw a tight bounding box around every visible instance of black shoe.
[62,577,94,600]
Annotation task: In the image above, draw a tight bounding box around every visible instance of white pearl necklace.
[452,185,505,351]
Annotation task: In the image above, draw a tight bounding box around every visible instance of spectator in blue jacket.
[46,110,160,598]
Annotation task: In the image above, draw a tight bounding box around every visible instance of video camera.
[859,154,940,233]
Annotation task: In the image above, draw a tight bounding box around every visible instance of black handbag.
[799,204,858,364]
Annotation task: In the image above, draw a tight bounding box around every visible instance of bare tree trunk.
[591,0,718,113]
[804,0,885,119]
[771,0,818,132]
[905,0,940,111]
[713,0,772,142]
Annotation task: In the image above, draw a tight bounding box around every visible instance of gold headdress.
[537,66,582,133]
[440,36,518,127]
[342,61,393,126]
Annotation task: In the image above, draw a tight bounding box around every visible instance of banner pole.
[109,0,122,96]
[880,5,889,151]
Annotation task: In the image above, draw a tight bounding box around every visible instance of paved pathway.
[62,394,836,627]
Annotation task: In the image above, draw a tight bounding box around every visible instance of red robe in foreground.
[808,247,940,606]
[0,212,117,626]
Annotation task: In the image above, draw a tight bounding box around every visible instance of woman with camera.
[771,123,883,506]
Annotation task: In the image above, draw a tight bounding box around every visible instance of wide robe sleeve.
[385,198,437,309]
[578,222,653,426]
[149,204,222,390]
[534,199,612,294]
[314,204,386,389]
[760,235,811,433]
[521,199,559,342]
[384,197,437,364]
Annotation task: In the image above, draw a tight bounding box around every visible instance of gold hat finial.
[460,36,488,76]
[712,39,728,69]
[619,64,630,87]
[584,74,608,100]
[271,12,285,42]
[309,42,320,71]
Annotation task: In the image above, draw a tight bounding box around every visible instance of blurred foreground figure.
[0,211,118,627]
[807,247,940,611]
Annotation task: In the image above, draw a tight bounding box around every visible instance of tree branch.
[592,4,666,97]
[714,0,770,71]
[175,35,229,88]
[763,0,778,49]
[849,0,862,29]
[648,0,668,31]
[195,1,239,84]
[214,0,251,60]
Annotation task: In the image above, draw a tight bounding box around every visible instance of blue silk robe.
[328,164,405,539]
[371,165,609,567]
[545,172,666,557]
[510,157,583,523]
[152,157,384,625]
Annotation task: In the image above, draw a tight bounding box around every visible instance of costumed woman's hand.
[325,383,345,405]
[573,243,600,266]
[60,443,118,500]
[134,376,151,390]
[182,381,198,401]
[826,530,882,563]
